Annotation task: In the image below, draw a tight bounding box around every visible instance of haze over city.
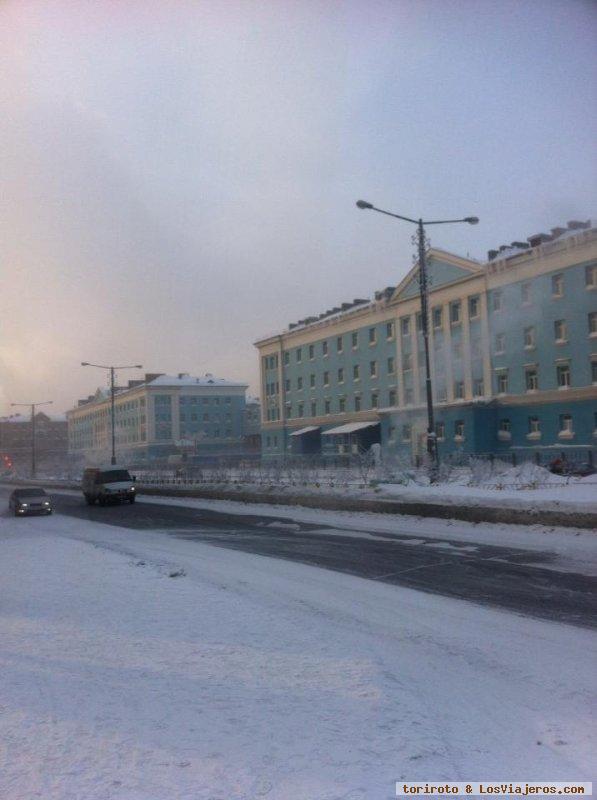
[1,0,595,414]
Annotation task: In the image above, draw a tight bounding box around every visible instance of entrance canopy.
[321,421,379,436]
[289,426,320,437]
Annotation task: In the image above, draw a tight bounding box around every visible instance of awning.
[321,421,380,436]
[289,425,321,437]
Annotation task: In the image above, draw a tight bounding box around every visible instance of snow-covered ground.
[134,462,597,515]
[1,512,595,799]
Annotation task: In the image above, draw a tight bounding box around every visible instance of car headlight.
[43,501,50,506]
[20,503,28,508]
[130,487,135,492]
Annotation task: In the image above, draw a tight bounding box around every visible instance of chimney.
[487,249,499,261]
[550,227,566,239]
[527,232,552,247]
[510,241,529,249]
[567,219,590,230]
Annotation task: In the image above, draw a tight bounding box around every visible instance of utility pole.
[81,362,143,465]
[356,200,478,478]
[10,400,53,478]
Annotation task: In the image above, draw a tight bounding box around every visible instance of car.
[9,488,53,516]
[82,466,137,505]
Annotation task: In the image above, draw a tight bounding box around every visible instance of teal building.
[256,220,597,465]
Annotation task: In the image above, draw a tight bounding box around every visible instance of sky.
[1,0,596,414]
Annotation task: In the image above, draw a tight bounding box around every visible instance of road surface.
[2,487,596,628]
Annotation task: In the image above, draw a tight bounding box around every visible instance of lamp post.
[10,400,53,478]
[356,200,478,474]
[81,362,142,465]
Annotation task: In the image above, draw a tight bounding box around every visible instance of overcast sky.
[1,0,596,414]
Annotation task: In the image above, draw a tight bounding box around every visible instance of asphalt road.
[4,488,597,628]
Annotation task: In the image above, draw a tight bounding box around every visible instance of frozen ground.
[1,512,596,800]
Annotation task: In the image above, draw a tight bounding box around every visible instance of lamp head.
[81,362,89,366]
[356,200,374,210]
[464,216,479,225]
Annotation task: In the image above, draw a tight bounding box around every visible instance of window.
[405,388,414,404]
[369,327,377,344]
[387,356,395,374]
[324,399,331,414]
[497,370,509,394]
[309,344,315,360]
[469,296,480,318]
[337,336,343,353]
[402,424,411,441]
[559,414,573,436]
[473,378,484,397]
[402,352,412,371]
[554,319,567,342]
[450,301,461,323]
[371,392,378,409]
[499,419,511,433]
[528,416,541,435]
[436,385,447,402]
[592,361,597,384]
[524,326,535,348]
[297,403,304,418]
[284,352,289,365]
[296,348,302,363]
[353,364,360,380]
[337,367,344,383]
[432,307,443,329]
[370,360,377,378]
[589,311,597,335]
[354,395,361,412]
[389,389,397,406]
[435,421,445,440]
[297,377,303,390]
[310,373,315,388]
[311,401,317,416]
[586,264,597,288]
[351,331,358,348]
[285,378,291,392]
[492,290,503,312]
[495,333,506,354]
[454,420,465,439]
[521,282,531,304]
[323,371,329,386]
[525,368,538,391]
[386,321,395,339]
[453,342,463,360]
[401,317,410,336]
[551,273,563,297]
[454,381,465,399]
[322,340,328,356]
[416,312,423,332]
[556,363,570,388]
[285,403,291,418]
[388,425,396,441]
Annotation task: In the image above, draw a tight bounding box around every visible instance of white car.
[9,488,53,516]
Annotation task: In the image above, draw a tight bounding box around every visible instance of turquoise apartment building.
[68,372,257,465]
[255,220,597,464]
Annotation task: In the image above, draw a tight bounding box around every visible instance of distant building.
[255,220,597,463]
[242,397,262,452]
[67,372,260,465]
[0,412,68,472]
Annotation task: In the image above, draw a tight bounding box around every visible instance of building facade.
[68,373,259,465]
[0,412,68,473]
[255,220,597,464]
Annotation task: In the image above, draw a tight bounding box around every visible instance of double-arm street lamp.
[81,362,142,465]
[356,200,479,472]
[10,400,53,478]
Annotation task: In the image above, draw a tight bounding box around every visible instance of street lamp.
[81,362,142,465]
[356,200,478,474]
[10,400,53,478]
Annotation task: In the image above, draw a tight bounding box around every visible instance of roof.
[147,374,247,388]
[321,421,380,435]
[289,426,320,437]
